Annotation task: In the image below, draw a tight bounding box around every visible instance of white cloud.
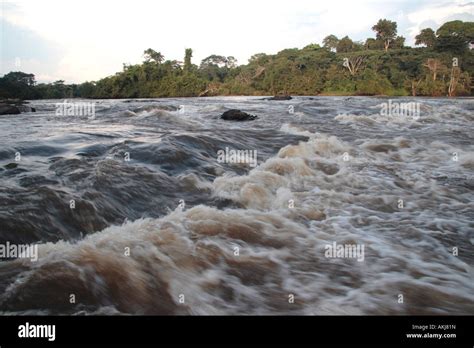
[406,0,474,44]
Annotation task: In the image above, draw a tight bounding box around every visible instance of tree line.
[1,19,473,99]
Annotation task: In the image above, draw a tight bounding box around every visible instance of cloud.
[406,0,474,43]
[0,16,64,80]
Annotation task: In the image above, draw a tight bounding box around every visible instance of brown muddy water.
[0,96,472,314]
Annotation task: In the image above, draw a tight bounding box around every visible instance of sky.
[1,0,473,83]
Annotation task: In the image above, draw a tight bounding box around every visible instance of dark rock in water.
[268,95,292,101]
[0,99,36,115]
[5,162,18,170]
[17,105,36,113]
[124,99,160,103]
[0,104,21,115]
[133,104,178,113]
[220,109,257,121]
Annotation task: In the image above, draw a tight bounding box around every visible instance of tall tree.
[342,56,366,76]
[226,56,238,68]
[423,58,443,81]
[415,28,436,48]
[2,71,36,86]
[448,66,461,97]
[365,38,384,50]
[0,71,38,99]
[336,36,354,53]
[323,35,339,51]
[200,55,228,68]
[184,48,193,73]
[435,20,474,53]
[393,36,406,49]
[143,48,164,64]
[372,19,398,52]
[199,55,237,82]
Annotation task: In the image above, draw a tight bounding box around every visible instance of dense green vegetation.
[1,19,473,99]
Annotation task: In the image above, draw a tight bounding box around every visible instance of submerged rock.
[268,95,292,101]
[0,99,36,115]
[0,104,21,115]
[132,104,178,113]
[4,163,18,170]
[220,109,258,121]
[17,105,36,113]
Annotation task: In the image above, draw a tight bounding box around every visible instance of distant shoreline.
[22,94,474,101]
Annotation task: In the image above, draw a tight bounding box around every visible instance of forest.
[1,19,473,99]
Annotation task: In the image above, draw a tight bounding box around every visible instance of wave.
[1,127,473,315]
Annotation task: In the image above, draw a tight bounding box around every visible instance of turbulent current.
[0,96,473,315]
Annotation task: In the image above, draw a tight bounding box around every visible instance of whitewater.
[0,96,472,315]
